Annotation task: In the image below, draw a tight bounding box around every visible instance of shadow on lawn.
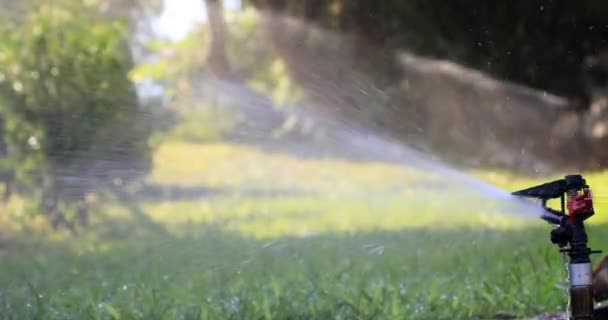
[132,183,310,202]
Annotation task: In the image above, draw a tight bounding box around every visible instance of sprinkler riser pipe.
[570,263,594,319]
[570,286,594,320]
[570,263,593,287]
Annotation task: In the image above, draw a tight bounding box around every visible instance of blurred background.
[2,1,608,319]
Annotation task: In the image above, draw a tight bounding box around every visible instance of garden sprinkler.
[512,174,604,319]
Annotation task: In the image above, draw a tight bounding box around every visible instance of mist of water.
[199,75,548,221]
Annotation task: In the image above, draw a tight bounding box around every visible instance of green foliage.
[130,31,210,110]
[131,7,302,110]
[152,106,238,144]
[0,1,152,224]
[224,8,302,106]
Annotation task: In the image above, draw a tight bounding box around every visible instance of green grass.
[3,141,608,319]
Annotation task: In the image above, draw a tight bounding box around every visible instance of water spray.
[512,174,605,319]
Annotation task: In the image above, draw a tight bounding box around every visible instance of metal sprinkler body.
[513,175,601,320]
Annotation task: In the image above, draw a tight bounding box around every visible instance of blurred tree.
[99,0,163,17]
[131,7,304,145]
[132,7,300,108]
[0,1,153,228]
[248,0,608,101]
[0,0,163,21]
[204,0,234,79]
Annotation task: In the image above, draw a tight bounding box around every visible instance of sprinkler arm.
[511,174,597,252]
[512,178,565,225]
[511,178,569,200]
[539,199,564,225]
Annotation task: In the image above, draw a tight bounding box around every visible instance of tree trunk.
[204,0,233,79]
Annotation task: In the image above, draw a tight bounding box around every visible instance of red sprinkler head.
[567,187,594,222]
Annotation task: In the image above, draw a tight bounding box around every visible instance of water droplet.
[28,136,40,150]
[230,296,240,313]
[363,244,385,255]
[13,81,23,93]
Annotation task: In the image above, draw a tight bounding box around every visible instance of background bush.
[0,1,153,228]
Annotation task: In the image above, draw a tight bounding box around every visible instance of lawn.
[2,140,608,319]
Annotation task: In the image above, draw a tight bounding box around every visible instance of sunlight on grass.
[139,195,532,239]
[149,142,432,192]
[132,141,556,239]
